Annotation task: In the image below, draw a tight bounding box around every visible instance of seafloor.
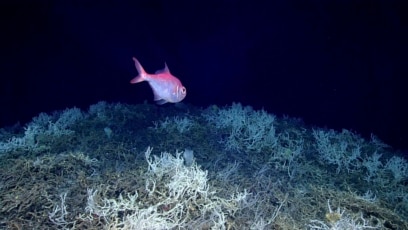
[0,101,407,229]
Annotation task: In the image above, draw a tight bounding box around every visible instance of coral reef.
[0,101,407,229]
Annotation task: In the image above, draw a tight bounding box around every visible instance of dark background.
[1,1,407,152]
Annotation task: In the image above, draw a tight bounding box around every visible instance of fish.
[130,57,187,105]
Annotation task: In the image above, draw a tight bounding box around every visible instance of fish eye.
[181,87,186,94]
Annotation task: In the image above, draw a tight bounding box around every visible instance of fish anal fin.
[155,99,168,105]
[151,89,167,104]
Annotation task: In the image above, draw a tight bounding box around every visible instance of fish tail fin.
[130,57,147,84]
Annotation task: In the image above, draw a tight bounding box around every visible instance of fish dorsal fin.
[155,62,170,74]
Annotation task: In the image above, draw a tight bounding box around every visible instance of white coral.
[385,156,408,183]
[203,103,278,153]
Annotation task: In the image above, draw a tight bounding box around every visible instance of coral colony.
[0,101,407,229]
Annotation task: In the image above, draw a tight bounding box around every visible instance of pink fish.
[130,57,187,104]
